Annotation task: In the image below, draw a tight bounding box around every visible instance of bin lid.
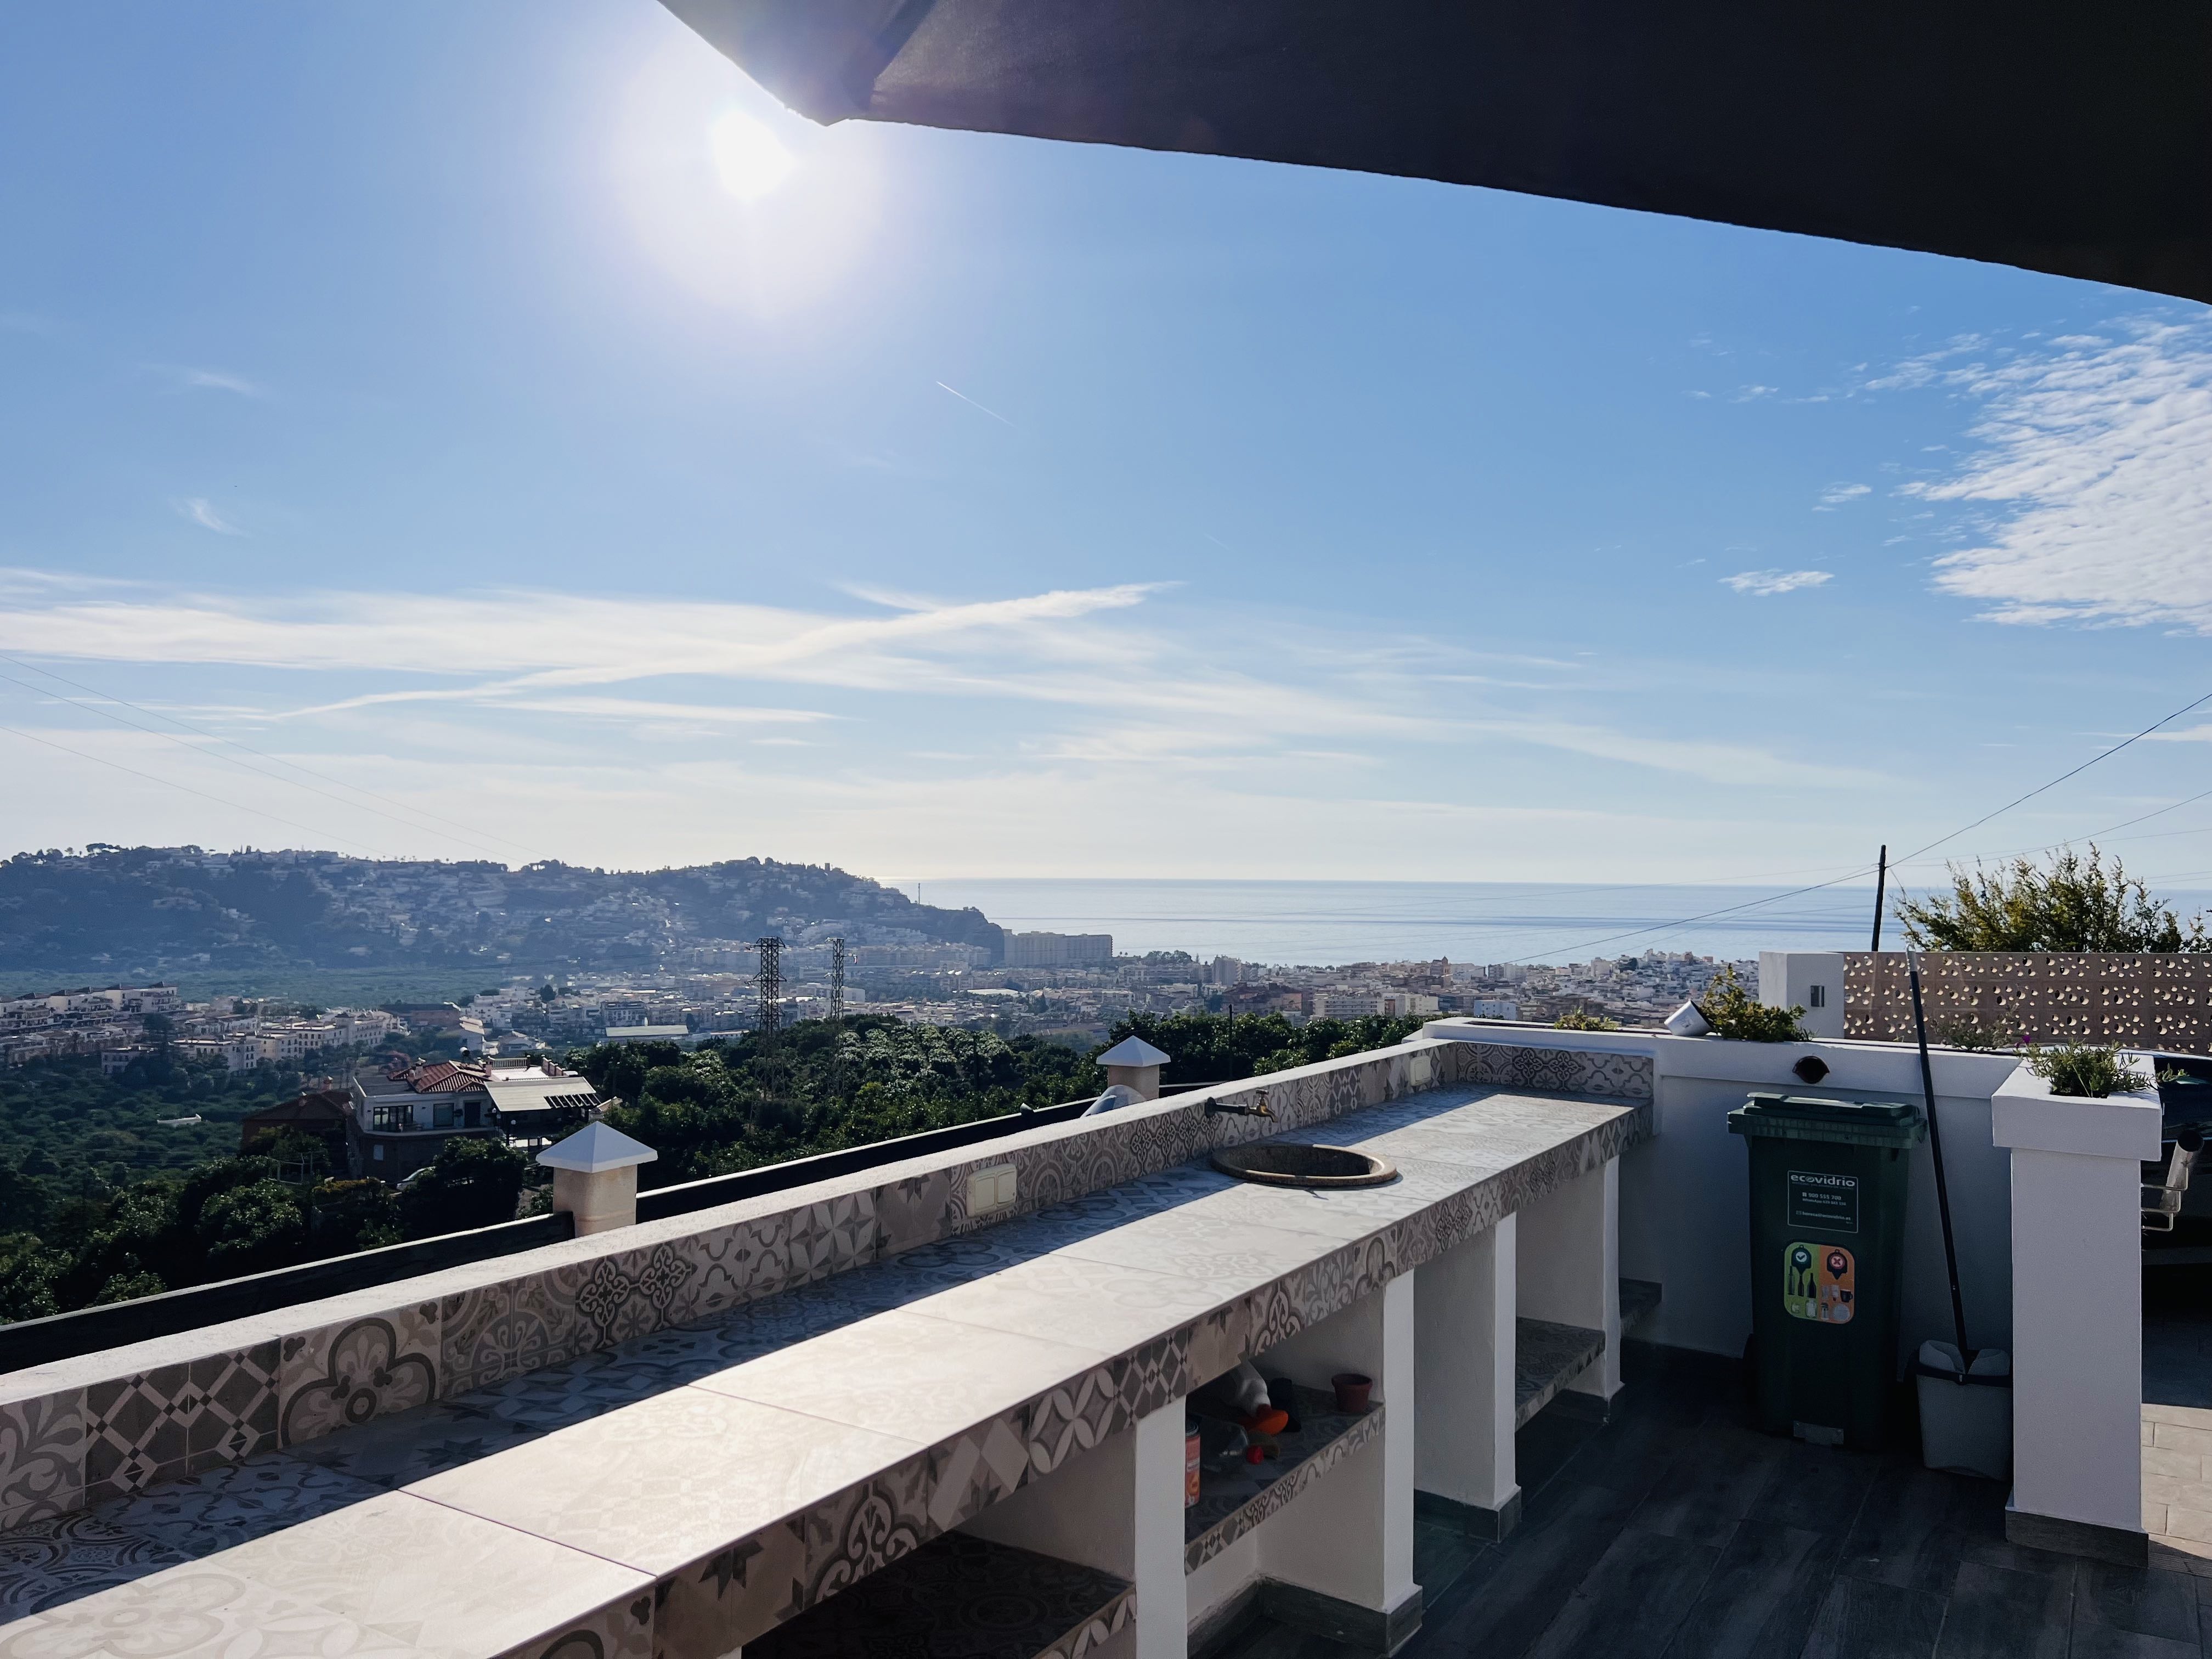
[1727,1091,1926,1147]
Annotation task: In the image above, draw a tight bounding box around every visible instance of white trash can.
[1915,1340,2012,1481]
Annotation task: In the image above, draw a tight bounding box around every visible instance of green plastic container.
[1728,1091,1925,1450]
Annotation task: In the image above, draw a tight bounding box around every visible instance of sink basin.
[1211,1143,1397,1188]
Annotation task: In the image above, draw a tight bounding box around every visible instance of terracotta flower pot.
[1331,1372,1373,1413]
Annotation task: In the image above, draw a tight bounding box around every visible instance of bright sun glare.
[710,109,796,201]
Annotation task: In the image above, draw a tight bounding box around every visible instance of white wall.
[1758,951,1847,1040]
[1425,1023,2019,1368]
[1994,1068,2161,1537]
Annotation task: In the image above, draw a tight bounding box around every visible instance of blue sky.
[3,1,2209,900]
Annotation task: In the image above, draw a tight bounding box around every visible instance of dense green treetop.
[2,1009,1427,1324]
[1102,1010,1428,1085]
[1897,845,2210,953]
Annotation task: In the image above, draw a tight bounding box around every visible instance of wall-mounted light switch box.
[967,1164,1017,1214]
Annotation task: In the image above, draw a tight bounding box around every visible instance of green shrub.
[1899,845,2210,953]
[2025,1042,2144,1099]
[310,1178,403,1253]
[397,1136,527,1238]
[1931,1014,2022,1052]
[1553,1009,1620,1031]
[93,1271,168,1305]
[1697,965,1808,1042]
[0,1233,63,1323]
[197,1180,308,1277]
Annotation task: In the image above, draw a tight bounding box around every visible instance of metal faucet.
[1207,1091,1272,1119]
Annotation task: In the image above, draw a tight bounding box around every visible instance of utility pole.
[828,935,847,1102]
[754,936,782,1048]
[1871,845,1889,951]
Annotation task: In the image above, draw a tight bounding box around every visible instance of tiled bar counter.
[0,1041,1652,1659]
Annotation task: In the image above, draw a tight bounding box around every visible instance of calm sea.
[899,878,1895,968]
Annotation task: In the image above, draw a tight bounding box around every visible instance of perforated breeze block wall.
[1844,950,2212,1050]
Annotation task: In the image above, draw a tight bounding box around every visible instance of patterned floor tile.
[0,1508,185,1625]
[0,1559,426,1659]
[104,1453,382,1556]
[410,1387,925,1582]
[687,1308,1113,1450]
[280,1399,544,1489]
[215,1489,652,1659]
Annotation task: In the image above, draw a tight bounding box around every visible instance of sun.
[710,109,797,202]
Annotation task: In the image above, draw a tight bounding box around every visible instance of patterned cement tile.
[1514,1318,1605,1427]
[214,1489,652,1659]
[0,1558,428,1659]
[687,1308,1115,1449]
[80,1343,280,1506]
[104,1452,382,1556]
[278,1304,441,1451]
[0,1507,187,1626]
[410,1386,925,1582]
[901,1251,1246,1362]
[0,1392,84,1532]
[1184,1389,1386,1572]
[439,1274,587,1399]
[279,1398,546,1490]
[492,1588,653,1659]
[1054,1212,1369,1291]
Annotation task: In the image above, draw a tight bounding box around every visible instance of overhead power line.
[1485,685,2212,967]
[1890,687,2212,869]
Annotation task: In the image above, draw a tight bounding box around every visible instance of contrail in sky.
[936,381,1015,426]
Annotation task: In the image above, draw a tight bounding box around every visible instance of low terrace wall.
[1425,1019,2021,1370]
[0,1035,1654,1532]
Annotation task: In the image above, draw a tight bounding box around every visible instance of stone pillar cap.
[1097,1036,1170,1068]
[537,1121,658,1172]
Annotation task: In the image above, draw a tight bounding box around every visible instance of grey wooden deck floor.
[1212,1341,2205,1659]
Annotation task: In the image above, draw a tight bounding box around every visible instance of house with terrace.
[0,1017,2190,1659]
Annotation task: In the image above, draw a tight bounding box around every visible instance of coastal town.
[2,939,1744,1071]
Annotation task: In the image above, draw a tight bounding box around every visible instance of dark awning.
[661,0,2212,302]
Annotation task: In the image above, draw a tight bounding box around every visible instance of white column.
[1414,1215,1519,1534]
[1257,1273,1419,1644]
[1517,1156,1621,1404]
[1131,1403,1189,1659]
[1993,1067,2159,1554]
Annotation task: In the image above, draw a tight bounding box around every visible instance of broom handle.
[1908,951,1971,1367]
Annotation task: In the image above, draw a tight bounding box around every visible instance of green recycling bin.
[1728,1092,1925,1451]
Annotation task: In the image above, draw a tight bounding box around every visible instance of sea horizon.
[899,876,2212,969]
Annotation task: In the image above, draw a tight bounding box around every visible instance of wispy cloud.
[0,567,138,597]
[0,573,1877,791]
[150,365,270,398]
[173,498,241,535]
[492,697,832,726]
[1723,569,1833,596]
[1893,317,2212,631]
[1816,482,1871,509]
